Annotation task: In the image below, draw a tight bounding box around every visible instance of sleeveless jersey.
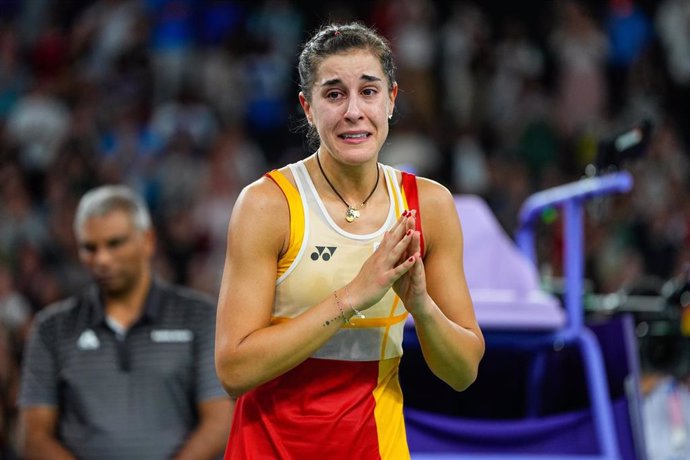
[224,160,423,460]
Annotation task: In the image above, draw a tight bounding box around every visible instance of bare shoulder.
[229,168,293,255]
[414,177,460,255]
[233,170,290,217]
[387,169,456,228]
[389,169,454,211]
[416,176,455,213]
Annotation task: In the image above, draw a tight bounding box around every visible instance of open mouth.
[339,132,370,140]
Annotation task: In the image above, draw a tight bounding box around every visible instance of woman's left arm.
[395,178,485,391]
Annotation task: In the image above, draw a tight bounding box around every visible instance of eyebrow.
[79,234,131,250]
[320,74,382,87]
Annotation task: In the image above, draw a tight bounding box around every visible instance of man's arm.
[19,407,76,460]
[174,287,234,459]
[173,397,234,460]
[18,305,76,459]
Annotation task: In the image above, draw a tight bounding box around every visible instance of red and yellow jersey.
[225,160,422,460]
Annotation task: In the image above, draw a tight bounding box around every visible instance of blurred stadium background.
[0,0,688,457]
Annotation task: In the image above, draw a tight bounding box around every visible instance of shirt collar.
[87,277,164,328]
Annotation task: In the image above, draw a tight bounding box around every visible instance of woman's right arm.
[214,176,416,397]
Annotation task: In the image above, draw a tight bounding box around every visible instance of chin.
[97,279,130,297]
[333,145,380,165]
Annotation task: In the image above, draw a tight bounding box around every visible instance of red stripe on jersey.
[401,172,425,257]
[225,358,382,460]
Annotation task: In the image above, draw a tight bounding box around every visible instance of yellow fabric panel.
[266,170,305,279]
[271,311,408,329]
[386,170,407,219]
[379,296,401,359]
[374,357,410,460]
[379,169,408,360]
[400,183,410,214]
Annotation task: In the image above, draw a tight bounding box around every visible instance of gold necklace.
[316,153,380,223]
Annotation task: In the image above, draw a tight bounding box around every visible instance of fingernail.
[406,229,413,236]
[408,256,415,262]
[402,210,408,217]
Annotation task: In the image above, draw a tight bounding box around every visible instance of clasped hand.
[347,211,427,314]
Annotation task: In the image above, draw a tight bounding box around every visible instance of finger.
[391,253,418,279]
[405,252,424,283]
[388,228,415,263]
[383,210,408,240]
[398,228,419,264]
[381,211,411,249]
[410,230,421,255]
[412,253,424,279]
[405,209,418,233]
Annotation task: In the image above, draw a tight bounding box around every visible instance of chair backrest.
[456,195,565,330]
[458,195,541,292]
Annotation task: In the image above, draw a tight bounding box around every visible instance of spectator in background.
[5,78,71,197]
[655,0,690,151]
[604,0,653,117]
[18,185,232,459]
[0,263,29,458]
[144,0,198,103]
[549,0,609,139]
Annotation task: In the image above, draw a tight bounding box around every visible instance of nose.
[91,246,113,268]
[344,95,364,121]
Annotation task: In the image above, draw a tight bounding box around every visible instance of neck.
[104,271,152,328]
[314,151,379,206]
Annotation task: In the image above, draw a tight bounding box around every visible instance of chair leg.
[525,351,548,418]
[577,328,621,459]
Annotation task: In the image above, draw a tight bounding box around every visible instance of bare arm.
[19,407,76,460]
[215,176,416,397]
[394,179,485,391]
[173,398,234,460]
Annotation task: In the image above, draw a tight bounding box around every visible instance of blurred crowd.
[1,0,690,455]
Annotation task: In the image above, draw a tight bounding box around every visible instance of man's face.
[77,209,154,297]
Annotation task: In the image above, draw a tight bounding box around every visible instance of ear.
[142,228,156,258]
[388,82,398,115]
[298,91,313,125]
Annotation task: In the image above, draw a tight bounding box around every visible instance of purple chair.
[459,194,565,331]
[403,172,645,460]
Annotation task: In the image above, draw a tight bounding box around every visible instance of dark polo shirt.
[19,278,227,460]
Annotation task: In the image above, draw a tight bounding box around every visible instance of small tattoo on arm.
[323,315,342,327]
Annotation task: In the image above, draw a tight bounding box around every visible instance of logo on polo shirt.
[77,329,100,350]
[151,329,193,343]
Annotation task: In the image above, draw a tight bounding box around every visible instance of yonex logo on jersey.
[311,246,337,261]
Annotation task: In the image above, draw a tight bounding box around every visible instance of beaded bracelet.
[334,288,365,325]
[345,287,366,321]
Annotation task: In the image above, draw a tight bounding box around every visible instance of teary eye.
[325,90,343,100]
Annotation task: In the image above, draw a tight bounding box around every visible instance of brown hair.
[298,22,397,102]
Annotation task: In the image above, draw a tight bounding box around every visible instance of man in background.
[18,185,232,459]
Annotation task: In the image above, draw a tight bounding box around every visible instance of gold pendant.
[345,207,360,223]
